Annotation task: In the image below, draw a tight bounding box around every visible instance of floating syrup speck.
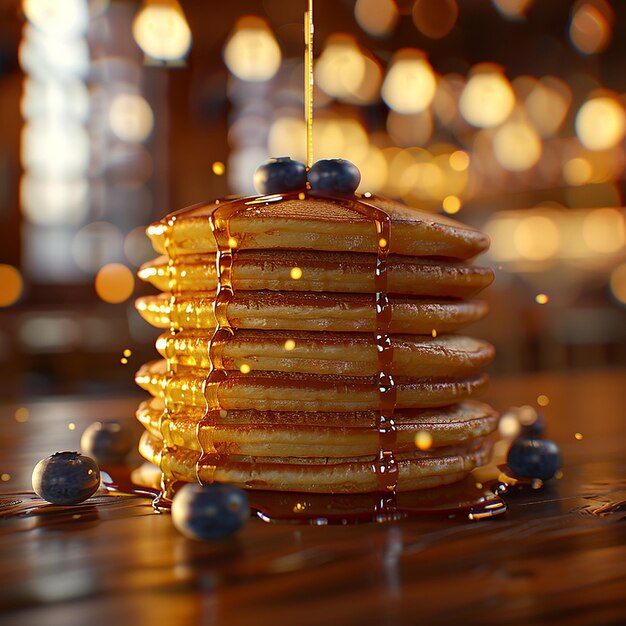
[123,348,132,357]
[1,473,11,482]
[68,423,76,431]
[290,267,303,280]
[415,430,433,451]
[212,161,225,175]
[575,432,584,440]
[431,328,437,338]
[239,363,251,374]
[535,293,549,304]
[284,339,296,351]
[14,408,29,422]
[537,393,550,406]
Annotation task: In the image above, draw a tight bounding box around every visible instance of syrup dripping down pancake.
[135,292,489,334]
[137,397,498,458]
[147,194,489,260]
[138,250,494,299]
[154,330,495,377]
[138,430,494,493]
[135,360,489,412]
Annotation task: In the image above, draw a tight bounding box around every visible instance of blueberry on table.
[507,437,561,481]
[80,420,134,465]
[253,156,307,195]
[307,158,361,195]
[172,483,250,540]
[32,452,100,505]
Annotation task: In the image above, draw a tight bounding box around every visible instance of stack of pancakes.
[135,193,497,493]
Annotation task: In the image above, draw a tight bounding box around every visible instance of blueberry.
[253,157,307,195]
[507,437,561,481]
[32,452,100,505]
[80,420,134,465]
[171,482,250,540]
[307,158,361,195]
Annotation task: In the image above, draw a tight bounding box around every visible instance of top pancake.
[147,194,489,260]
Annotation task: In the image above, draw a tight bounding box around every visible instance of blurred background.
[0,0,625,400]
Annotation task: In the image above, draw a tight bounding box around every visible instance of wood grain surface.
[1,369,626,626]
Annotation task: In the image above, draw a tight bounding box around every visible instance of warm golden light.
[524,76,571,137]
[576,97,626,150]
[493,120,542,171]
[14,408,29,422]
[537,394,550,406]
[569,0,613,55]
[284,339,296,351]
[386,110,433,147]
[563,157,592,186]
[316,35,366,101]
[132,0,192,62]
[290,267,303,280]
[95,263,135,303]
[0,265,24,307]
[498,412,521,438]
[23,0,89,37]
[239,363,251,374]
[460,65,515,128]
[492,0,534,19]
[354,0,398,37]
[582,208,625,254]
[109,94,154,143]
[223,16,281,82]
[442,195,461,214]
[514,215,560,260]
[412,0,458,39]
[382,50,437,114]
[212,161,225,176]
[268,117,307,163]
[610,262,626,305]
[449,150,470,171]
[535,293,549,305]
[415,430,433,451]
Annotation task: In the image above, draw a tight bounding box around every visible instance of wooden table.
[1,369,626,626]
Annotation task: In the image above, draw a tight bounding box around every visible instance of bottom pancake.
[139,431,493,494]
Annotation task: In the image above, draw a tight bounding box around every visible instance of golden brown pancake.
[137,397,498,457]
[138,430,494,493]
[135,292,489,334]
[154,330,495,377]
[135,359,489,412]
[138,250,494,298]
[147,194,489,260]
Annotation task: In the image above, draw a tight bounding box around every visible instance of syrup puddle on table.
[0,467,506,526]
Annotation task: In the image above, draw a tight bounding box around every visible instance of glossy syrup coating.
[507,437,561,481]
[32,451,100,505]
[171,483,250,540]
[80,420,135,465]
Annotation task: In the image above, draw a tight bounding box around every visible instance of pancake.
[137,398,498,457]
[135,359,489,412]
[138,250,494,298]
[138,430,494,493]
[147,194,489,260]
[154,330,495,377]
[135,292,489,334]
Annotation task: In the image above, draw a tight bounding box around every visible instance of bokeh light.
[576,96,626,150]
[109,94,154,143]
[569,0,613,55]
[523,76,571,137]
[0,265,24,307]
[412,0,458,39]
[94,263,135,304]
[514,214,560,261]
[582,208,625,254]
[354,0,398,38]
[492,0,534,20]
[382,50,437,114]
[415,430,433,451]
[132,0,192,62]
[23,0,89,37]
[563,157,592,186]
[223,16,281,82]
[460,65,515,128]
[493,120,542,171]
